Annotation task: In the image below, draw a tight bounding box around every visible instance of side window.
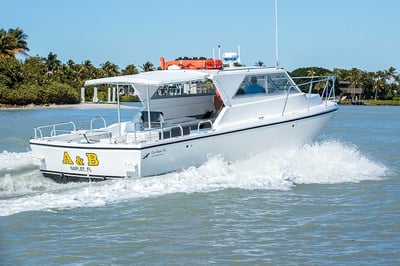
[235,75,266,96]
[266,73,297,94]
[152,79,216,98]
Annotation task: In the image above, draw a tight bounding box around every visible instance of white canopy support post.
[81,87,85,103]
[117,83,121,137]
[93,87,98,103]
[112,87,116,103]
[307,77,313,111]
[108,87,111,103]
[146,84,151,130]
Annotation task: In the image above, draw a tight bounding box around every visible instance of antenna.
[275,0,279,69]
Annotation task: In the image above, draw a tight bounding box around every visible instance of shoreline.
[0,103,139,110]
[1,101,399,110]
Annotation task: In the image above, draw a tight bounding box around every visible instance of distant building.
[338,81,363,103]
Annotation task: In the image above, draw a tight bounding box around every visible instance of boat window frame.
[266,72,300,94]
[151,78,216,99]
[233,72,300,98]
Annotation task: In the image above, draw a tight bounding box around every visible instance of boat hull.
[30,107,337,182]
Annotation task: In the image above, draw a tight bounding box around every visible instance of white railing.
[161,125,184,140]
[293,75,336,101]
[33,116,107,140]
[196,120,213,133]
[284,75,336,114]
[90,117,107,130]
[33,121,77,139]
[125,124,184,143]
[33,116,214,144]
[124,119,214,143]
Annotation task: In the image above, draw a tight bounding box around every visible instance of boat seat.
[141,111,164,123]
[164,116,197,125]
[141,111,164,128]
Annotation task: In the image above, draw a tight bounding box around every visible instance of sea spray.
[0,150,36,171]
[0,140,388,216]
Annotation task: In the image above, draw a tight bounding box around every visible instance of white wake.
[0,140,388,216]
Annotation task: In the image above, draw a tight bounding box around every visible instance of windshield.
[234,72,299,97]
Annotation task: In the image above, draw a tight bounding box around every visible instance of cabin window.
[235,75,267,96]
[234,73,298,97]
[266,73,298,94]
[152,79,216,99]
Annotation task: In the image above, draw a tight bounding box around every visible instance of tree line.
[1,27,399,106]
[290,66,399,102]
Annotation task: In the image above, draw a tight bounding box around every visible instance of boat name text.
[62,152,99,171]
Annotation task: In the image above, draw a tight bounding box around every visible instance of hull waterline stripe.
[30,107,338,151]
[41,170,124,180]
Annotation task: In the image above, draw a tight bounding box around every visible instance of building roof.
[343,87,363,94]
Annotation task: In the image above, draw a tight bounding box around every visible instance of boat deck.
[31,116,215,146]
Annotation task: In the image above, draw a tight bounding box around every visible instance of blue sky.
[3,0,400,71]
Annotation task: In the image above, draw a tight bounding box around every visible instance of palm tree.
[372,71,386,100]
[100,61,119,77]
[307,68,316,77]
[23,56,49,86]
[60,60,76,84]
[386,66,397,80]
[345,68,364,102]
[306,68,317,93]
[254,60,264,67]
[140,61,155,72]
[67,59,75,67]
[45,52,61,74]
[83,60,93,68]
[74,60,97,83]
[0,27,30,58]
[384,67,397,97]
[393,74,400,97]
[122,64,139,75]
[0,29,6,56]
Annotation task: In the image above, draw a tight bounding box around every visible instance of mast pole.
[275,0,279,69]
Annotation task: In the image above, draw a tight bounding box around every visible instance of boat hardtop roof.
[85,67,284,86]
[84,69,212,87]
[84,67,290,103]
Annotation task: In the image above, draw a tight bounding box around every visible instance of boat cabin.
[83,50,340,147]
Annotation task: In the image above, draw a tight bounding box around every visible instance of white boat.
[29,58,338,182]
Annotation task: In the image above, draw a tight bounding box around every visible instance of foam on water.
[0,150,36,171]
[0,140,388,216]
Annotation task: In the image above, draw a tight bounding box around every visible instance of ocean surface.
[0,105,399,265]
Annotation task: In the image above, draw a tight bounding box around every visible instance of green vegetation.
[364,99,400,106]
[0,27,143,106]
[289,67,399,105]
[1,27,399,106]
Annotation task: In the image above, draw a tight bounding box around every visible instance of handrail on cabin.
[290,75,336,112]
[197,120,213,133]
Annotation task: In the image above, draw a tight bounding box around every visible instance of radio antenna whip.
[275,0,279,69]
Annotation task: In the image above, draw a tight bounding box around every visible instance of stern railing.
[90,117,107,130]
[33,116,108,140]
[33,121,77,139]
